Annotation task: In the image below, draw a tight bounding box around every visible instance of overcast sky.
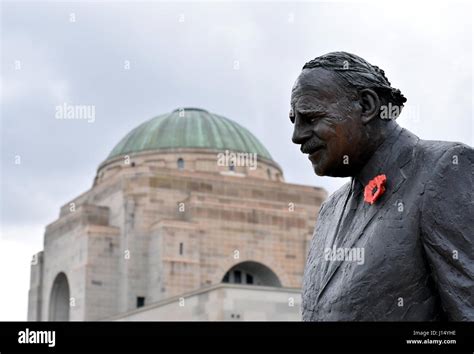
[1,0,472,320]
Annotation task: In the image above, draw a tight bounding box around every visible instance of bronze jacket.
[302,124,474,321]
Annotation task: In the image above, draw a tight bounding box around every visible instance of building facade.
[27,108,326,321]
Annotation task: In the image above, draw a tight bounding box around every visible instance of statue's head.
[290,51,407,177]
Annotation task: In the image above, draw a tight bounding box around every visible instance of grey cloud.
[1,1,472,242]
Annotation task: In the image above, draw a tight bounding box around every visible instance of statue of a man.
[290,52,473,321]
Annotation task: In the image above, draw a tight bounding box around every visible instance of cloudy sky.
[1,0,472,320]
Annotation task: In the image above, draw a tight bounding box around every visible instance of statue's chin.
[313,169,324,177]
[314,163,352,178]
[312,164,326,177]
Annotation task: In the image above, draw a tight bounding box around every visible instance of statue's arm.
[420,143,474,321]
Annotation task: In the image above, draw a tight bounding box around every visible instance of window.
[177,158,184,170]
[223,269,253,285]
[221,261,282,287]
[179,242,183,255]
[223,272,230,283]
[136,297,145,308]
[267,168,272,180]
[234,270,242,284]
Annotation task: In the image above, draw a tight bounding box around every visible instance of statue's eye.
[307,114,323,123]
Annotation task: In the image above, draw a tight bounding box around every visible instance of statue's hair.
[303,52,407,109]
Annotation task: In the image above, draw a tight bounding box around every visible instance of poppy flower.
[364,174,387,205]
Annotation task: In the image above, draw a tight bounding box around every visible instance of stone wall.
[111,284,302,321]
[28,150,326,321]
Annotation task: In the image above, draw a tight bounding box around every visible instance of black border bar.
[0,321,473,353]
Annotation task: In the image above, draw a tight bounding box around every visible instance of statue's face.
[290,68,366,177]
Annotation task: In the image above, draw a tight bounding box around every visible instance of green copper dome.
[107,108,273,161]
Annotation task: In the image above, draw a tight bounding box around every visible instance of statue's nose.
[292,126,312,145]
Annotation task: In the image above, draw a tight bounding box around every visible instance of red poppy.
[364,174,387,205]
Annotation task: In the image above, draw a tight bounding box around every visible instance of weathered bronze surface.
[291,52,474,321]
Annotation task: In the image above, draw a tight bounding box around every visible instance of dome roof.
[107,108,273,161]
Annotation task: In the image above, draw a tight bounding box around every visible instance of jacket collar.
[354,122,404,189]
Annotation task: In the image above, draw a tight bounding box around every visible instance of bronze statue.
[291,52,473,321]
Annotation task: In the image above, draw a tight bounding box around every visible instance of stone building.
[27,108,326,321]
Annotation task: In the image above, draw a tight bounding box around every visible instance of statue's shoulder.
[414,139,473,197]
[416,138,473,165]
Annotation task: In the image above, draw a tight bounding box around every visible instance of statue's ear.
[359,89,381,124]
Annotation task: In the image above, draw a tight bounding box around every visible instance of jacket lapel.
[316,129,419,301]
[318,183,352,280]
